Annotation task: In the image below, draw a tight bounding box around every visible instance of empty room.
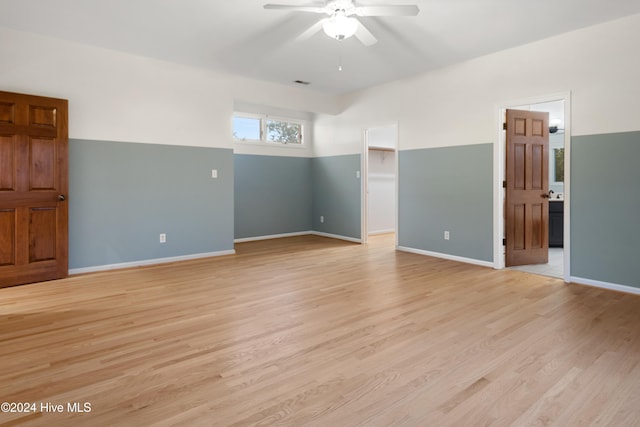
[1,1,640,425]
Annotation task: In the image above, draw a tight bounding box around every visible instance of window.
[266,118,302,144]
[232,114,261,142]
[233,113,304,145]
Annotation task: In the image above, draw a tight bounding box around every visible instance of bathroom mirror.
[554,148,564,183]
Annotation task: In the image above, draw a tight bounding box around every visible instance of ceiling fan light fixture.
[322,13,358,40]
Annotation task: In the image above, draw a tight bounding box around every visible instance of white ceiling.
[1,0,640,94]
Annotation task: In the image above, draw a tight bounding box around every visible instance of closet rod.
[368,146,395,152]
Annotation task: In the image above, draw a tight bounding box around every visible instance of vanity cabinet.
[549,201,564,247]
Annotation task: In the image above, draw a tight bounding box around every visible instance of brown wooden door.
[0,91,68,287]
[505,109,549,267]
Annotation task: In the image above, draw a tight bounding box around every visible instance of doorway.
[362,125,398,245]
[494,93,571,281]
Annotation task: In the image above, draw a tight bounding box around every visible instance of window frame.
[232,112,305,147]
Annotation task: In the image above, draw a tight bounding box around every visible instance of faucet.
[549,190,555,199]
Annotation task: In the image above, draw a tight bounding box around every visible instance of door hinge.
[502,180,507,188]
[502,238,506,246]
[503,122,507,130]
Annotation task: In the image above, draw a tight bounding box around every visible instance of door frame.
[361,123,399,245]
[493,91,571,282]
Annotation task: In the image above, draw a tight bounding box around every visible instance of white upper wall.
[0,27,339,150]
[314,13,640,156]
[4,11,640,156]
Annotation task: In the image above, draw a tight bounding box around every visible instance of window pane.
[233,116,261,141]
[266,119,302,144]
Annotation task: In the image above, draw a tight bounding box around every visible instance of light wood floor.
[1,234,640,426]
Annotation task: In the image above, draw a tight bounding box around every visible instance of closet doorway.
[362,125,398,244]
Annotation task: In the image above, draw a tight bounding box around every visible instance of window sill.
[233,140,307,149]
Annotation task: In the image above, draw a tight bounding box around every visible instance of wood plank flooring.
[1,234,640,426]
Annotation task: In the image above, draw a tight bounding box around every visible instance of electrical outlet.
[160,233,166,243]
[211,169,218,179]
[444,231,450,240]
[320,216,324,223]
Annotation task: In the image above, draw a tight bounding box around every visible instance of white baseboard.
[234,231,312,243]
[69,250,236,275]
[70,232,363,275]
[570,276,640,296]
[396,246,494,268]
[311,231,362,244]
[235,231,361,244]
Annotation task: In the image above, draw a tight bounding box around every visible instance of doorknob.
[58,194,66,201]
[541,193,551,199]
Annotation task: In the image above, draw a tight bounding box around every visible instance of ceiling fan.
[263,0,420,46]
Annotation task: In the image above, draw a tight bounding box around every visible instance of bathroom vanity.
[549,200,564,247]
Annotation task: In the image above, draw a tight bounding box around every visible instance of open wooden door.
[505,109,549,267]
[0,91,68,287]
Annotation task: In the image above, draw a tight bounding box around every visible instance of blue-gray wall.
[69,133,640,291]
[571,131,640,288]
[234,154,312,239]
[69,139,234,269]
[311,154,362,240]
[398,144,494,262]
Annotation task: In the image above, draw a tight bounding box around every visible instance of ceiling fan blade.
[296,18,327,41]
[355,5,420,17]
[264,4,328,14]
[354,19,378,46]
